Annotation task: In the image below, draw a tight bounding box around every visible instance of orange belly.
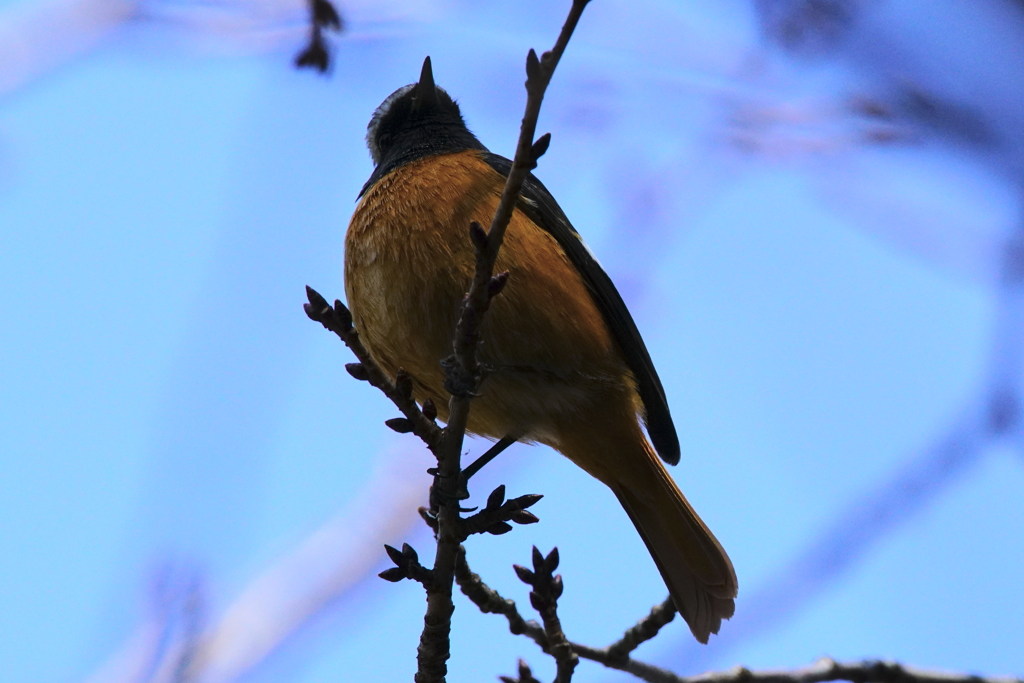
[344,150,640,448]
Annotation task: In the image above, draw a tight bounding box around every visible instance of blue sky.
[1,1,1022,681]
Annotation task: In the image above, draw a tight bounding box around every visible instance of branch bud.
[304,285,329,320]
[510,510,539,525]
[333,300,353,331]
[488,272,509,299]
[385,417,414,433]
[530,133,551,163]
[531,546,545,572]
[469,221,489,252]
[402,543,419,564]
[378,567,405,582]
[544,547,560,573]
[422,398,437,421]
[385,544,404,565]
[345,363,369,381]
[486,485,506,510]
[487,521,513,535]
[526,49,541,82]
[512,494,543,509]
[513,564,535,585]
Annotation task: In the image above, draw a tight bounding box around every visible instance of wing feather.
[481,152,680,465]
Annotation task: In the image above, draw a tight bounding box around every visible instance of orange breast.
[344,150,637,446]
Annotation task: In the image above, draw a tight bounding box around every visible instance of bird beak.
[413,56,439,111]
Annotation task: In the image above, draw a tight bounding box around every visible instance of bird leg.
[458,436,517,498]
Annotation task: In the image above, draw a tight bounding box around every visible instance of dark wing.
[481,152,680,466]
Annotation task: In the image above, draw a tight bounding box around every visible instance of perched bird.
[344,57,738,642]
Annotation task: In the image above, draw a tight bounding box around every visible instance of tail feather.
[559,422,737,643]
[614,473,737,643]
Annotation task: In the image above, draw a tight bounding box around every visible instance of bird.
[344,56,738,643]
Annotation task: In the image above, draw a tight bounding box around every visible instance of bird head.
[365,57,485,172]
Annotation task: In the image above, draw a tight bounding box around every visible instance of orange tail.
[558,419,738,643]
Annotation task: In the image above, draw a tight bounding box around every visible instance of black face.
[360,57,487,195]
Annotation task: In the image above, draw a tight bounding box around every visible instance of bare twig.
[303,287,443,449]
[379,543,434,587]
[414,2,592,681]
[454,546,679,682]
[446,0,592,397]
[571,644,684,683]
[304,285,461,681]
[513,547,577,682]
[456,549,1022,683]
[683,661,1023,683]
[413,426,464,683]
[568,596,682,682]
[455,546,547,643]
[461,486,543,537]
[604,597,677,664]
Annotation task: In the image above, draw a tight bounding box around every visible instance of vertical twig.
[449,0,592,393]
[514,547,578,682]
[412,2,592,681]
[414,427,465,682]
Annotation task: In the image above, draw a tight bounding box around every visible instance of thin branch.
[304,285,461,683]
[513,547,577,682]
[455,549,1022,683]
[379,544,434,587]
[454,547,675,681]
[569,597,684,682]
[683,660,1023,683]
[413,425,464,683]
[303,287,443,450]
[604,597,677,664]
[461,487,543,538]
[571,643,683,683]
[455,546,547,644]
[414,2,592,681]
[446,0,592,397]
